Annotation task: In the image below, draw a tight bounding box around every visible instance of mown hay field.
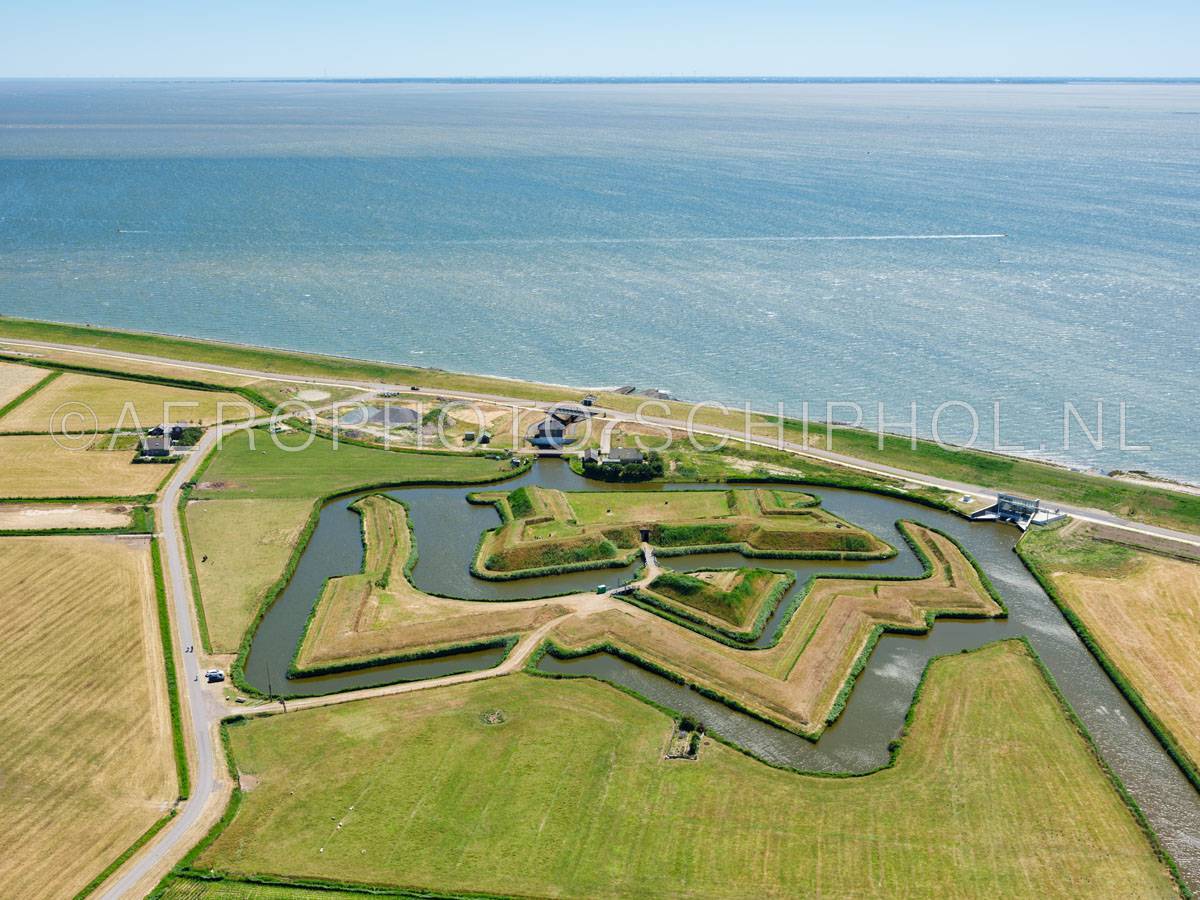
[0,361,50,409]
[0,535,175,897]
[1022,521,1200,774]
[0,371,254,431]
[0,434,169,498]
[641,567,787,629]
[198,642,1177,898]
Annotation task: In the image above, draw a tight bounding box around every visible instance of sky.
[1,0,1197,78]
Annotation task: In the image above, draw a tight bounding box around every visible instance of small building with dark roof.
[140,435,172,457]
[607,448,645,465]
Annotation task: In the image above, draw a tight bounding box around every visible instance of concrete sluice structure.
[970,493,1066,530]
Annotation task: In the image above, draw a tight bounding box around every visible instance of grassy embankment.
[0,535,177,898]
[185,428,524,654]
[294,494,566,675]
[183,641,1181,898]
[473,485,892,579]
[544,522,1003,734]
[4,315,1197,533]
[1019,520,1200,790]
[805,423,1200,533]
[637,567,792,633]
[294,496,998,736]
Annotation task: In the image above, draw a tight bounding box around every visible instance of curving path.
[20,335,1187,894]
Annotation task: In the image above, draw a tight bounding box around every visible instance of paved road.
[96,425,235,899]
[8,335,1199,550]
[4,333,1195,897]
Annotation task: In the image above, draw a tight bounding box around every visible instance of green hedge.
[150,539,191,800]
[0,503,151,537]
[1015,637,1191,896]
[1016,534,1200,795]
[632,568,796,644]
[73,808,177,899]
[225,471,534,699]
[289,635,518,679]
[0,369,61,421]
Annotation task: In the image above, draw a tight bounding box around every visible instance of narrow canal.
[242,459,1200,885]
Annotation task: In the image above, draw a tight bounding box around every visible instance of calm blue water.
[1,80,1197,478]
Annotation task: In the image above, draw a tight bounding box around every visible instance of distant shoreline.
[4,76,1200,85]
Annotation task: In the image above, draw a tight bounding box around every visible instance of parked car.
[205,668,226,683]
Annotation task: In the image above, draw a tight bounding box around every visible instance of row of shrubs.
[581,450,666,482]
[507,486,536,518]
[485,535,620,572]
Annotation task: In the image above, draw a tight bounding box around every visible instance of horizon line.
[3,75,1199,84]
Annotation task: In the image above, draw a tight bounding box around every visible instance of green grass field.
[194,428,518,500]
[476,485,891,577]
[157,877,390,898]
[5,316,1196,532]
[194,641,1177,898]
[568,489,732,525]
[187,498,317,653]
[186,430,518,650]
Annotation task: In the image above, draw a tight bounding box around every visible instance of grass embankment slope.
[640,567,788,630]
[807,424,1200,533]
[550,523,1002,733]
[4,315,1197,533]
[187,429,519,652]
[0,371,253,431]
[476,486,891,578]
[1020,520,1200,781]
[298,502,997,735]
[0,535,176,897]
[296,494,571,672]
[194,641,1178,898]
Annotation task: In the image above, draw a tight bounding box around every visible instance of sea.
[1,79,1197,480]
